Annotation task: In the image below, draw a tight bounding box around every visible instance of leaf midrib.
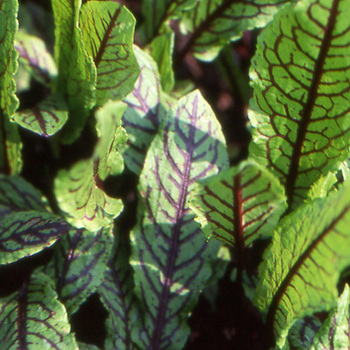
[285,0,341,208]
[94,8,121,68]
[265,202,350,346]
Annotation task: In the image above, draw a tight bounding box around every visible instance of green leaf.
[12,94,68,136]
[249,0,350,209]
[15,30,57,87]
[141,0,196,42]
[190,160,287,247]
[0,174,48,216]
[130,90,229,349]
[0,175,70,265]
[80,1,139,106]
[286,316,322,350]
[148,30,175,92]
[52,0,96,143]
[54,101,127,231]
[311,284,350,349]
[122,46,173,175]
[0,0,22,174]
[45,226,114,315]
[0,272,78,349]
[99,231,139,350]
[179,0,289,61]
[0,211,71,265]
[254,180,350,348]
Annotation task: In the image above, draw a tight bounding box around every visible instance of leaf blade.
[80,1,139,106]
[249,0,350,208]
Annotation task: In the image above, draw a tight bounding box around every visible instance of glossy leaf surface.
[52,0,96,143]
[190,160,287,247]
[180,0,288,61]
[131,90,229,349]
[80,1,139,106]
[122,46,172,175]
[55,101,126,230]
[0,0,22,174]
[0,272,78,349]
[47,226,114,315]
[249,0,350,208]
[255,180,350,348]
[12,95,68,136]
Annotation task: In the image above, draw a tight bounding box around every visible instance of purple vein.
[151,95,199,349]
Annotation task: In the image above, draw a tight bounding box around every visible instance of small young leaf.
[45,226,114,315]
[52,0,96,143]
[179,0,289,61]
[122,46,173,175]
[287,316,322,350]
[55,101,127,231]
[15,30,57,86]
[131,90,229,349]
[0,0,22,174]
[255,180,350,348]
[141,0,196,42]
[12,94,68,137]
[149,30,175,92]
[0,272,78,349]
[190,160,287,247]
[80,1,140,106]
[249,0,350,208]
[311,284,350,349]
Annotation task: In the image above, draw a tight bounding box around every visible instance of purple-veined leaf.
[249,0,350,209]
[80,1,139,106]
[0,272,78,349]
[310,284,350,349]
[179,0,289,61]
[122,45,173,175]
[0,0,22,174]
[130,90,229,349]
[54,101,127,231]
[12,94,68,137]
[190,160,287,247]
[43,226,114,315]
[15,30,57,87]
[254,180,350,348]
[99,231,140,350]
[0,175,70,265]
[52,0,96,144]
[286,316,322,350]
[141,0,196,42]
[0,211,70,266]
[0,175,48,216]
